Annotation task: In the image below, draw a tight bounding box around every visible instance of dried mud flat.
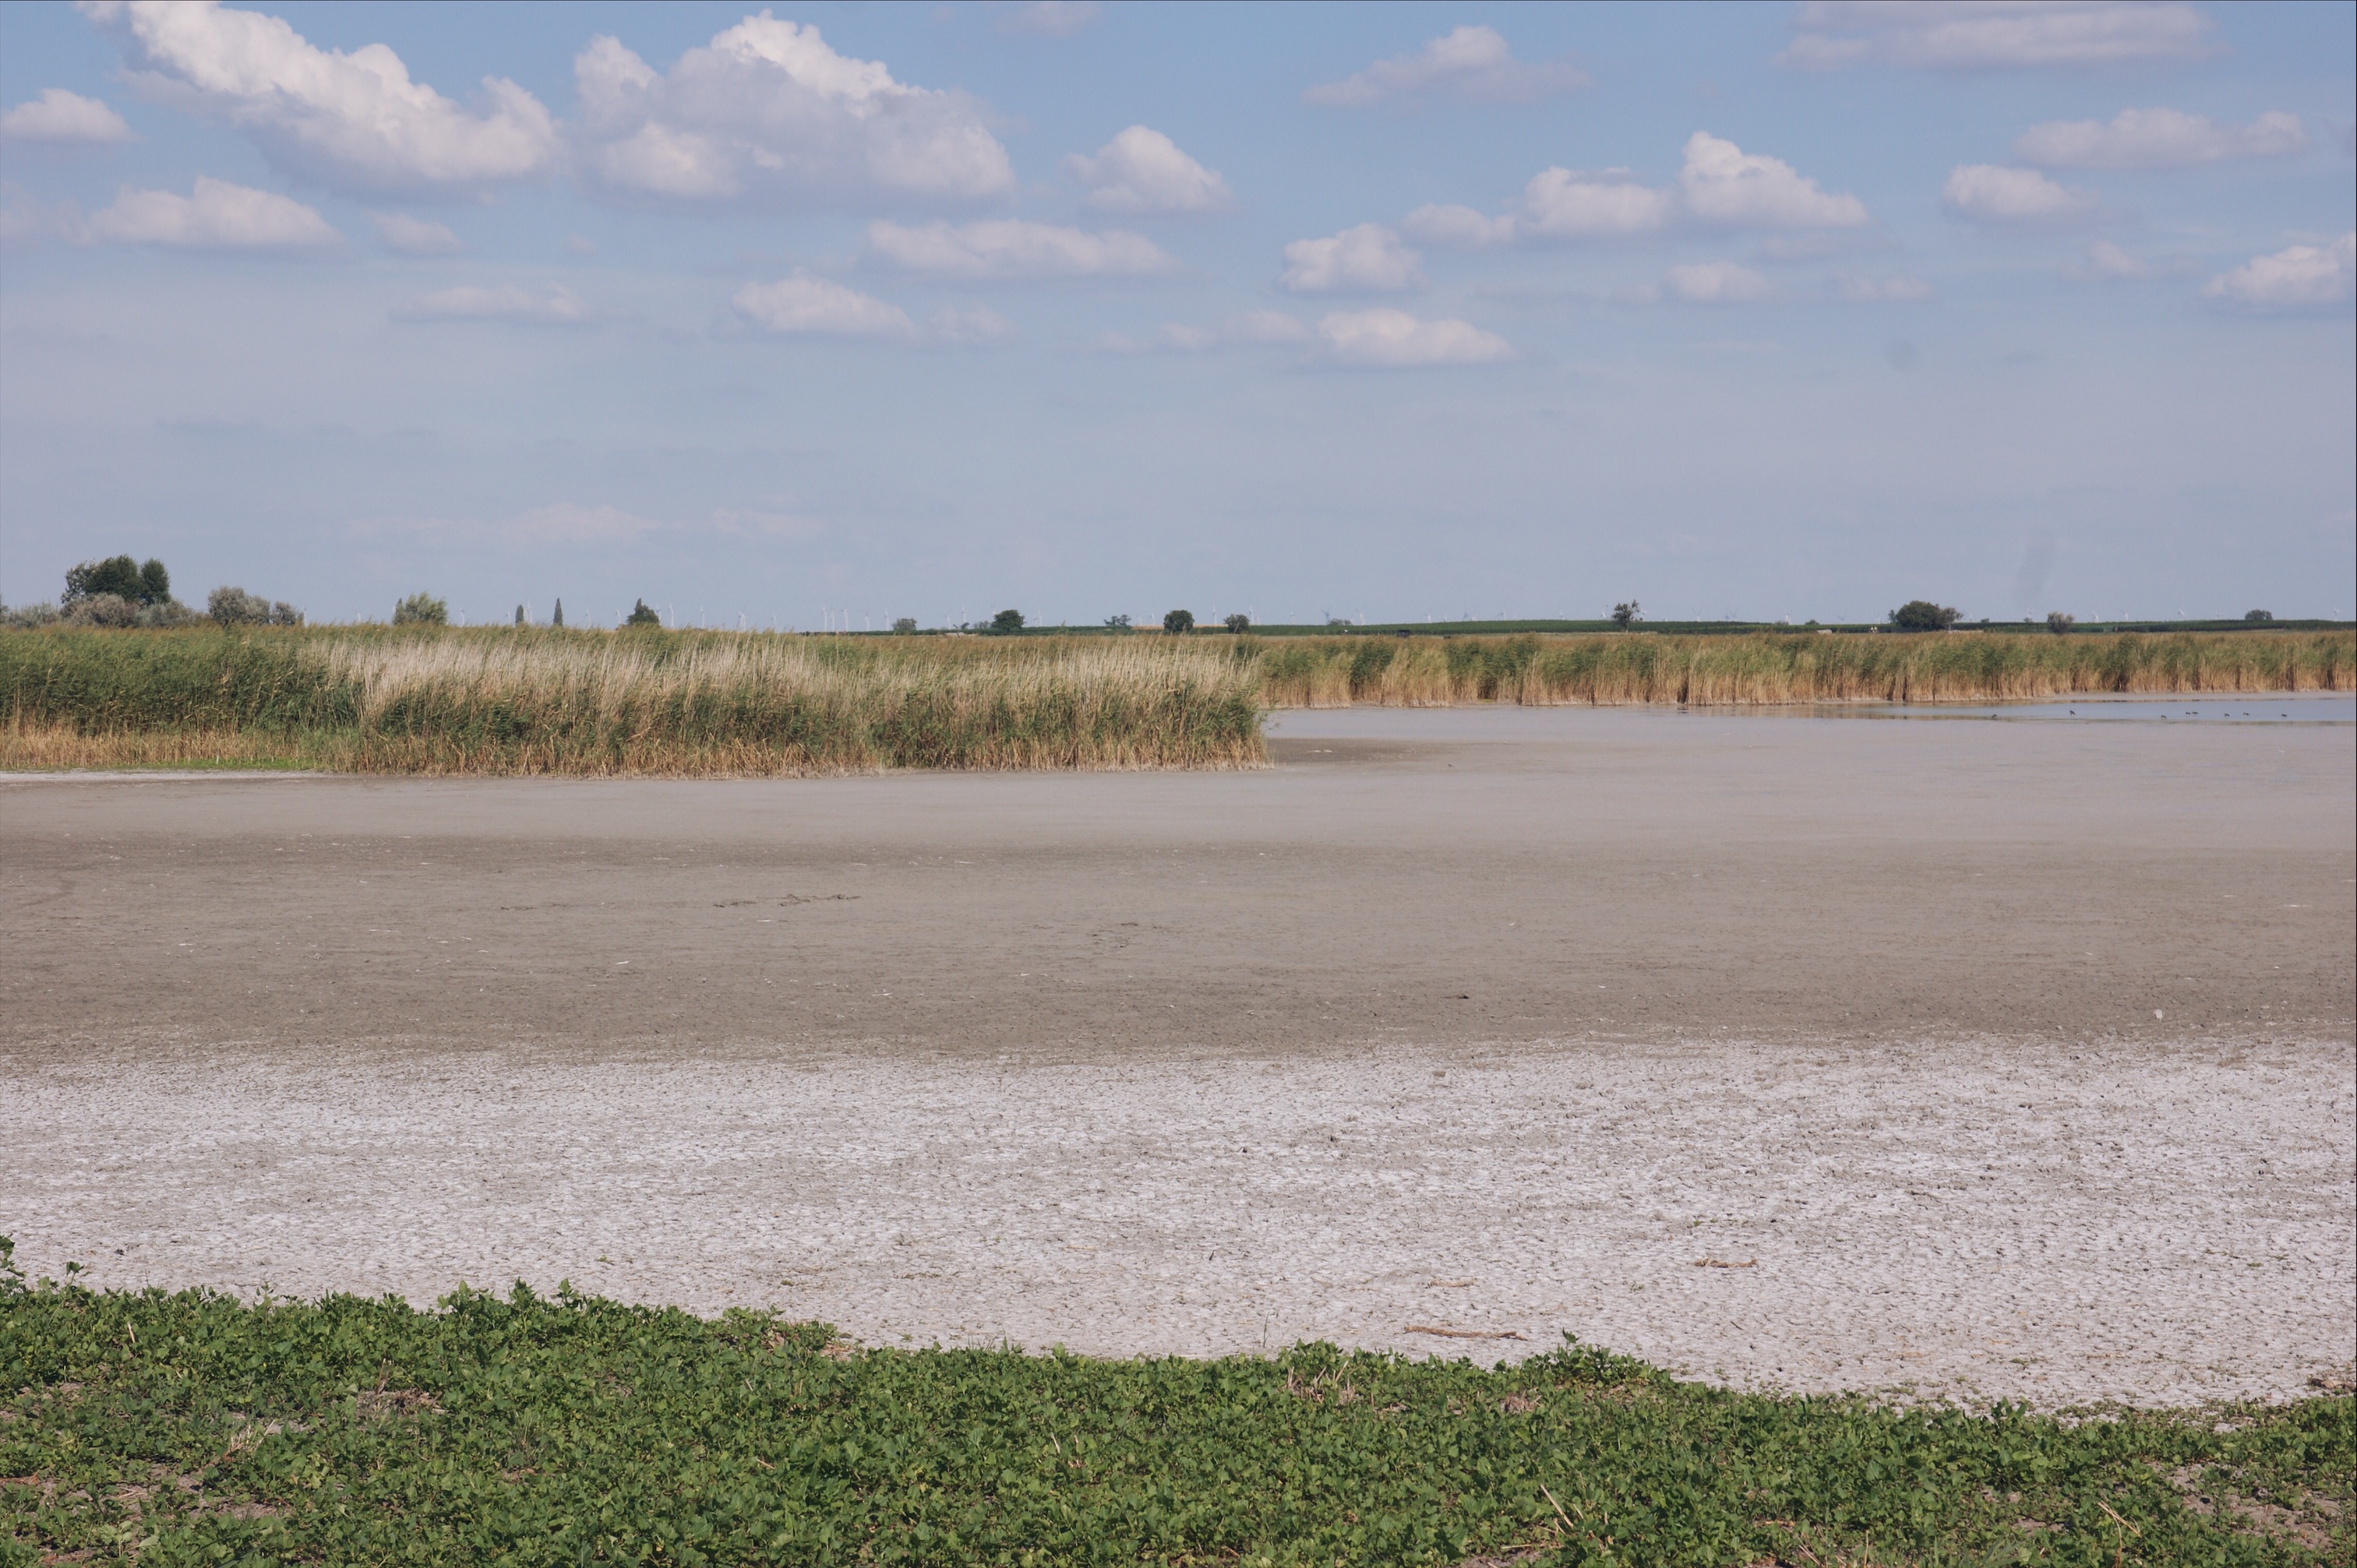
[5,700,2352,1407]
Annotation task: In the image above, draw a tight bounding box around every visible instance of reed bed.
[0,627,1265,774]
[2,625,2346,773]
[1248,629,2354,707]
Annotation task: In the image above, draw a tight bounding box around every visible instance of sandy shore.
[5,699,2351,1404]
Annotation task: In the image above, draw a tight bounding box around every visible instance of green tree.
[2244,608,2274,622]
[2045,611,2075,636]
[65,556,145,604]
[1223,613,1251,633]
[137,558,171,604]
[1889,600,1960,632]
[625,599,662,627]
[1611,601,1640,630]
[515,604,526,626]
[1163,608,1194,633]
[1103,613,1132,630]
[393,592,449,625]
[891,617,918,633]
[988,608,1025,635]
[552,598,564,628]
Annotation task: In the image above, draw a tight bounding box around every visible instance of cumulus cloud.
[2013,107,2306,170]
[994,2,1099,37]
[733,273,914,337]
[2065,239,2150,280]
[1,87,134,143]
[1279,224,1423,292]
[391,284,589,324]
[1413,132,1863,250]
[864,219,1173,279]
[1317,308,1513,367]
[1304,25,1588,107]
[1942,164,2099,227]
[1837,273,1934,301]
[372,212,463,255]
[1098,311,1311,354]
[926,304,1015,345]
[2203,234,2355,310]
[1779,2,2218,71]
[85,0,556,196]
[573,14,1012,209]
[1678,132,1868,228]
[1064,126,1231,214]
[87,176,340,249]
[1663,260,1774,304]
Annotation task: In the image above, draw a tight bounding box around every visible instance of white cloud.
[1679,132,1868,229]
[573,15,1011,209]
[1279,224,1422,293]
[1064,126,1231,214]
[2204,234,2355,310]
[1304,25,1588,107]
[865,219,1173,279]
[1779,2,2218,71]
[1837,273,1934,301]
[1419,132,1861,250]
[86,0,556,196]
[733,273,914,336]
[1517,170,1678,239]
[1942,164,2099,227]
[927,304,1015,345]
[1401,203,1518,248]
[2068,240,2149,280]
[1317,308,1513,367]
[1,87,133,143]
[372,212,463,255]
[1664,261,1774,304]
[87,176,339,249]
[1098,311,1311,354]
[391,284,589,324]
[2013,107,2306,171]
[994,2,1099,38]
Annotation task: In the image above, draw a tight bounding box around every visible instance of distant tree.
[552,598,564,628]
[269,600,302,626]
[1611,601,1640,630]
[1103,613,1132,630]
[1325,615,1352,628]
[208,586,271,625]
[65,556,145,604]
[1223,613,1251,633]
[515,604,526,626]
[625,599,661,627]
[891,616,918,634]
[393,592,449,625]
[138,559,171,604]
[988,608,1025,635]
[2045,611,2075,636]
[2244,608,2274,622]
[66,593,139,627]
[1163,608,1194,634]
[1889,600,1960,632]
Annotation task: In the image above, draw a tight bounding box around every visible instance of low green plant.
[0,1248,2345,1567]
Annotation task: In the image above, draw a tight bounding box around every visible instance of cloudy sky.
[2,0,2351,628]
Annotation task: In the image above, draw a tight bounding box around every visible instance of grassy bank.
[2,625,2348,773]
[2,1265,2345,1567]
[0,627,1265,775]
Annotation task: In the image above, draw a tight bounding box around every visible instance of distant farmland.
[2,624,2348,774]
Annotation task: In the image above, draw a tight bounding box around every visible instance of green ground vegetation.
[1,1254,2345,1567]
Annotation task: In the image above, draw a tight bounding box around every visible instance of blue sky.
[2,0,2351,628]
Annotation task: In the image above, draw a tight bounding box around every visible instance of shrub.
[1164,608,1195,633]
[1,600,60,629]
[892,617,918,634]
[65,555,169,605]
[2245,608,2274,622]
[63,592,138,627]
[1612,601,1640,630]
[625,599,661,628]
[1224,613,1251,633]
[393,592,450,626]
[988,608,1025,635]
[1890,600,1960,632]
[208,586,271,625]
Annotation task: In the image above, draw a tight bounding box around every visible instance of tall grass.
[1247,629,2355,706]
[2,625,2347,773]
[0,627,1265,774]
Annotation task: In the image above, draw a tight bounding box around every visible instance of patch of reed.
[0,628,1265,774]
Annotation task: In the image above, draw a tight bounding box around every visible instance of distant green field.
[2,1257,2346,1566]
